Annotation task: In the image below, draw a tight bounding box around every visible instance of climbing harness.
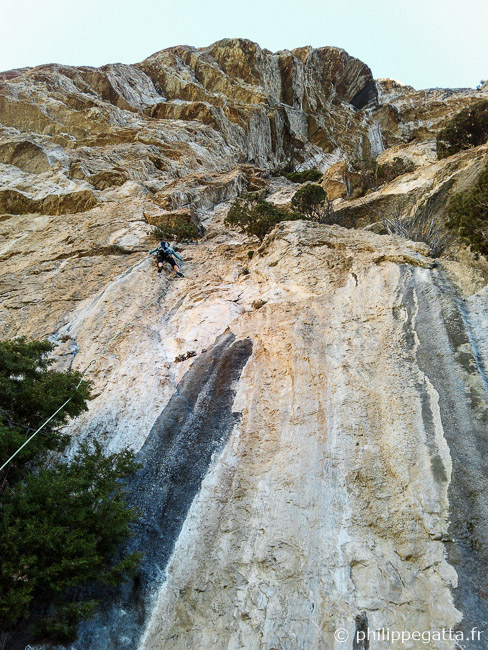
[0,256,170,474]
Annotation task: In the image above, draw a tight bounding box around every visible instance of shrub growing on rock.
[291,183,327,220]
[436,100,488,159]
[285,169,323,183]
[225,192,304,241]
[154,218,201,243]
[0,338,140,645]
[447,163,488,255]
[270,167,322,183]
[290,183,342,225]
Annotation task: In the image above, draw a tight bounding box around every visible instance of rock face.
[1,38,488,650]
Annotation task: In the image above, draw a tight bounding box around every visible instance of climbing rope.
[0,268,169,473]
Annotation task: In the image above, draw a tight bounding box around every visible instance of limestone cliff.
[1,39,488,649]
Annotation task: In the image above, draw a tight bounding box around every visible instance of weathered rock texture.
[1,38,488,650]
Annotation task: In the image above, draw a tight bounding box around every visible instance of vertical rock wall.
[4,212,488,650]
[404,270,488,643]
[75,334,252,649]
[2,38,488,650]
[136,242,488,649]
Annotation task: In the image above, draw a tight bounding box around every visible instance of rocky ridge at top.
[1,38,487,340]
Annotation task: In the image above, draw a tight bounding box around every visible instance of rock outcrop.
[1,38,488,650]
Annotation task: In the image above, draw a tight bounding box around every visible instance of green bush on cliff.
[285,169,323,183]
[270,166,322,183]
[436,100,488,159]
[0,338,140,644]
[225,192,304,241]
[447,163,488,255]
[154,218,201,243]
[291,183,332,221]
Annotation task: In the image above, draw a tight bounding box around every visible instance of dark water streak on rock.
[72,332,252,650]
[402,267,488,647]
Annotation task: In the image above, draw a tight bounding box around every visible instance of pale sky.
[2,0,487,90]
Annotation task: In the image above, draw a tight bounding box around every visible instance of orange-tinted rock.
[89,170,127,191]
[0,188,97,215]
[0,139,51,174]
[321,161,349,199]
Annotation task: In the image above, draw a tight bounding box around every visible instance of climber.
[149,240,184,277]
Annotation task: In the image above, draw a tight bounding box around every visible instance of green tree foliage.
[285,169,323,183]
[436,100,488,159]
[0,338,90,477]
[0,443,140,643]
[291,183,329,220]
[447,163,488,255]
[0,338,140,644]
[154,218,201,243]
[270,166,322,183]
[225,192,305,241]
